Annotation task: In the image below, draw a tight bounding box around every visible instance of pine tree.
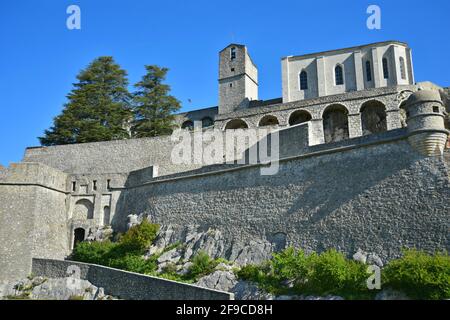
[132,65,181,138]
[39,56,132,146]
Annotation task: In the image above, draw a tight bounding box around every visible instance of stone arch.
[103,206,111,226]
[201,117,214,128]
[73,199,94,220]
[258,115,279,127]
[323,104,349,143]
[224,119,249,130]
[181,120,194,130]
[73,228,85,248]
[288,110,312,126]
[360,100,387,135]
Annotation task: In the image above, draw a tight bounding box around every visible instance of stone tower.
[218,44,258,114]
[405,89,449,156]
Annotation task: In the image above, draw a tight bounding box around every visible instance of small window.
[399,57,406,80]
[93,180,97,191]
[299,71,308,90]
[433,106,440,113]
[107,179,111,190]
[72,181,76,192]
[229,83,233,88]
[366,61,372,82]
[231,68,235,72]
[382,58,389,79]
[230,47,236,60]
[335,65,344,85]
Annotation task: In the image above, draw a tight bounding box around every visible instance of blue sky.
[0,0,449,166]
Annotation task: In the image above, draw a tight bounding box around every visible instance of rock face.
[0,276,117,300]
[145,223,274,266]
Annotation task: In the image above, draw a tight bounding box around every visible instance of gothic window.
[399,57,406,80]
[335,65,344,85]
[230,47,236,60]
[299,71,308,90]
[382,58,389,79]
[366,61,372,82]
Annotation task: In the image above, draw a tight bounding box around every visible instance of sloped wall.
[115,137,449,261]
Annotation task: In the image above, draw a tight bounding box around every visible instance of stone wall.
[0,163,70,282]
[32,258,233,300]
[114,134,449,262]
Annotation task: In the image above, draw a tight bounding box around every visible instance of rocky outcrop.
[0,276,117,300]
[145,222,274,267]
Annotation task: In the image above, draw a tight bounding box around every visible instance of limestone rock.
[231,281,274,300]
[230,240,273,266]
[353,248,368,264]
[195,270,237,292]
[367,253,384,267]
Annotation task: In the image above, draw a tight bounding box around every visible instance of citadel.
[0,41,449,286]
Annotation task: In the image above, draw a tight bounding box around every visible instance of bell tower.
[218,44,258,114]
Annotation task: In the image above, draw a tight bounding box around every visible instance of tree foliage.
[132,65,181,138]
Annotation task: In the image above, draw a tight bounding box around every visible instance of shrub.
[383,249,450,300]
[108,254,157,274]
[71,240,117,265]
[305,249,367,296]
[271,247,308,283]
[188,251,219,280]
[119,220,160,253]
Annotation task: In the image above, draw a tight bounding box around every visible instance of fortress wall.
[22,125,309,177]
[115,138,449,261]
[0,164,69,282]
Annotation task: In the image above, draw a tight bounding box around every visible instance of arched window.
[323,104,349,143]
[259,115,279,127]
[181,120,194,130]
[299,71,308,90]
[288,110,312,126]
[224,119,248,130]
[335,65,344,85]
[382,58,389,79]
[73,199,94,220]
[201,117,214,128]
[365,61,372,82]
[399,57,406,80]
[360,100,387,135]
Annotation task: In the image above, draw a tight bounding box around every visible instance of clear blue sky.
[1,0,449,166]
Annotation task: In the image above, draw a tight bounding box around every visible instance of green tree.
[132,65,181,138]
[39,56,132,146]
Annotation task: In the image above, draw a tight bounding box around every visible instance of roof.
[283,40,410,61]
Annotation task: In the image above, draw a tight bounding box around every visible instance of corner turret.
[405,89,449,156]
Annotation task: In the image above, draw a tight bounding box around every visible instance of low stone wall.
[32,258,233,300]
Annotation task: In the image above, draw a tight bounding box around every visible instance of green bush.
[305,249,367,296]
[272,247,309,283]
[72,240,117,265]
[188,251,219,280]
[71,221,160,275]
[237,248,369,298]
[383,249,450,300]
[118,220,160,253]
